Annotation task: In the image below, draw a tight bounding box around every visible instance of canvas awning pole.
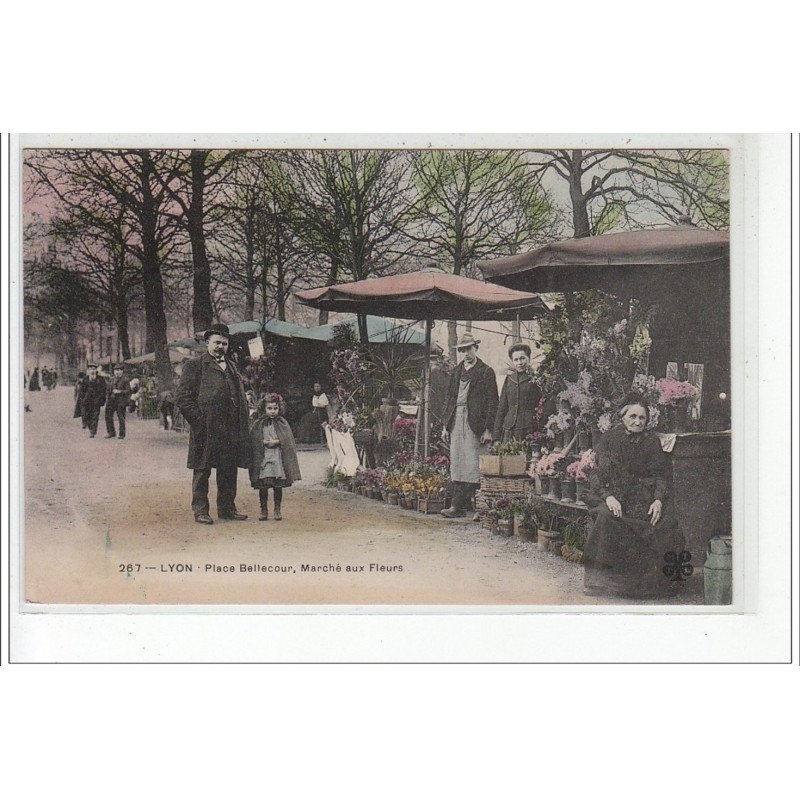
[423,319,432,458]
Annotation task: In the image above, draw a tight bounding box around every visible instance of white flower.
[598,412,613,433]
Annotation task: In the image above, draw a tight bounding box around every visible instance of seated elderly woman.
[492,343,543,443]
[583,398,684,599]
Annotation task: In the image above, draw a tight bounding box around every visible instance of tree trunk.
[139,152,173,390]
[274,209,286,321]
[318,256,341,326]
[568,150,591,238]
[189,150,214,331]
[357,313,369,343]
[116,300,132,360]
[448,321,458,364]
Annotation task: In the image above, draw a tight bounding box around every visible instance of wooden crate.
[480,454,527,477]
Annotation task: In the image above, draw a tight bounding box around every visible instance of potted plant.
[534,451,566,500]
[480,438,528,476]
[656,377,699,433]
[561,516,589,562]
[559,459,577,503]
[515,499,538,542]
[484,508,499,534]
[566,450,596,506]
[493,497,515,536]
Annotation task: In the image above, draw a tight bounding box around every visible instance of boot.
[441,483,466,518]
[259,489,269,521]
[273,488,282,521]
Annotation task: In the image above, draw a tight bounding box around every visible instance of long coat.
[583,424,684,599]
[442,357,499,437]
[175,353,250,470]
[492,372,543,442]
[81,376,107,410]
[248,416,302,488]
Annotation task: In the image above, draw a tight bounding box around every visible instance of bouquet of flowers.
[533,451,568,477]
[392,416,417,446]
[656,378,700,406]
[566,449,596,481]
[492,497,515,520]
[545,409,573,438]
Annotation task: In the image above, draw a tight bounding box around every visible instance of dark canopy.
[295,271,551,321]
[477,224,729,302]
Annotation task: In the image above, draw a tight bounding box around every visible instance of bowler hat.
[455,332,480,350]
[87,363,98,369]
[203,323,230,340]
[113,364,124,370]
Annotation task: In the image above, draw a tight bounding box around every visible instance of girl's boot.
[259,489,269,521]
[273,487,282,521]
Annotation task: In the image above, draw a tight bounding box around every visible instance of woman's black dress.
[583,424,684,599]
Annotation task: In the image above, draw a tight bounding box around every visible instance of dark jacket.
[81,376,107,409]
[442,357,499,437]
[492,372,543,442]
[248,416,302,487]
[107,375,132,407]
[175,353,250,470]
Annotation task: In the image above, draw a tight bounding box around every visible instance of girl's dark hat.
[203,323,230,340]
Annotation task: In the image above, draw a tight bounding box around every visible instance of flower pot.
[480,454,527,477]
[560,478,576,503]
[516,523,537,543]
[496,519,513,537]
[539,476,550,496]
[418,497,446,514]
[488,522,499,535]
[537,529,563,553]
[387,492,399,505]
[547,479,562,501]
[574,478,588,506]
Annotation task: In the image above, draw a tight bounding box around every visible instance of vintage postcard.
[9,134,757,628]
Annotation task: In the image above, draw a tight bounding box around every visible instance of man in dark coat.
[175,324,250,524]
[105,365,132,439]
[492,343,543,443]
[73,371,86,423]
[80,364,107,438]
[440,333,499,518]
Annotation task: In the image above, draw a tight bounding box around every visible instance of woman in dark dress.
[583,400,684,599]
[492,343,543,443]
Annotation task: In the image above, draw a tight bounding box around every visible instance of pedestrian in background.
[105,364,131,439]
[81,364,107,438]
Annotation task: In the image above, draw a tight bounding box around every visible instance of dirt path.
[23,386,620,606]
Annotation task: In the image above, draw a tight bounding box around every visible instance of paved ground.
[22,386,695,607]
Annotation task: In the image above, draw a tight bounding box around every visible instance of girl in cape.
[249,393,302,521]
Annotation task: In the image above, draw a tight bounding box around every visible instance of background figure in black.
[105,365,131,439]
[29,368,40,391]
[73,372,86,425]
[158,389,175,430]
[311,382,329,445]
[175,324,250,525]
[80,364,107,438]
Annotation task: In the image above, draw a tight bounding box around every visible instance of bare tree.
[282,150,414,337]
[154,149,244,331]
[406,149,557,359]
[527,149,729,237]
[48,206,142,359]
[211,154,320,323]
[25,149,184,389]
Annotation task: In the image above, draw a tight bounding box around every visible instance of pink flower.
[656,378,699,406]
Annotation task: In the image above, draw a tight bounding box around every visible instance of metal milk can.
[703,535,732,605]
